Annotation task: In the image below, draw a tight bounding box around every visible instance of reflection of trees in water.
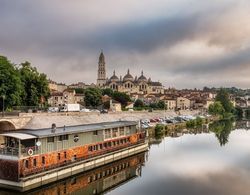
[209,119,234,146]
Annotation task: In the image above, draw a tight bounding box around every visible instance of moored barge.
[0,120,148,191]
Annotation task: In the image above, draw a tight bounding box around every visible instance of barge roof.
[0,120,138,139]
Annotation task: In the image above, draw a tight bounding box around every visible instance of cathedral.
[96,52,164,94]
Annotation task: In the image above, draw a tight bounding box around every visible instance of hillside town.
[47,52,240,113]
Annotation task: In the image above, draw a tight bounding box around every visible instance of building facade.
[96,52,164,95]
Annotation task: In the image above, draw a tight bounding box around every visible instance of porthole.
[74,135,79,142]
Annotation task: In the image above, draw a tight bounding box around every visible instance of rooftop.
[0,121,137,139]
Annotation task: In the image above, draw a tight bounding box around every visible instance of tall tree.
[112,91,131,108]
[102,88,113,97]
[134,99,144,107]
[215,88,234,113]
[84,88,102,108]
[19,61,49,107]
[0,56,22,110]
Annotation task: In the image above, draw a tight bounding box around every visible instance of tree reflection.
[209,119,234,146]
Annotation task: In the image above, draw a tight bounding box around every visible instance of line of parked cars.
[140,115,209,128]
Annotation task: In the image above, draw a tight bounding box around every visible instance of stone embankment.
[23,110,199,129]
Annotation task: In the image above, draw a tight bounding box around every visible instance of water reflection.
[209,119,234,146]
[0,152,146,195]
[150,119,237,147]
[109,120,250,195]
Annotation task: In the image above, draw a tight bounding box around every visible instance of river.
[1,120,250,195]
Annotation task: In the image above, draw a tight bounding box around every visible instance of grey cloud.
[0,0,250,88]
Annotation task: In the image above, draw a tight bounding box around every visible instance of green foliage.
[208,101,225,116]
[84,88,102,108]
[102,88,114,97]
[215,88,234,113]
[196,117,203,126]
[74,88,85,94]
[134,99,144,108]
[186,117,203,128]
[112,91,131,108]
[209,119,233,146]
[157,100,166,109]
[155,124,164,136]
[19,61,49,106]
[0,56,22,110]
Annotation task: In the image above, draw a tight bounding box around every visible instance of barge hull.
[0,142,148,192]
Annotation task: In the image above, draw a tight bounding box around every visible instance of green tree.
[19,61,49,107]
[112,91,131,108]
[209,119,233,146]
[215,88,234,113]
[0,56,23,110]
[74,88,85,94]
[208,101,225,116]
[134,99,144,108]
[84,88,102,108]
[157,100,166,109]
[102,88,113,97]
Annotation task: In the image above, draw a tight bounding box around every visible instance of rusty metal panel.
[0,159,19,181]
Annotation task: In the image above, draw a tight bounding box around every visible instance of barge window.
[104,129,111,139]
[104,142,107,148]
[112,128,118,137]
[33,158,37,167]
[47,137,54,143]
[88,146,93,151]
[99,144,103,150]
[58,153,61,160]
[64,151,67,158]
[119,127,125,136]
[93,130,98,135]
[25,160,29,168]
[59,135,69,141]
[42,156,45,165]
[108,142,112,147]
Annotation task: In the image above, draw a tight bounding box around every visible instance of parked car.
[100,109,108,114]
[48,107,59,112]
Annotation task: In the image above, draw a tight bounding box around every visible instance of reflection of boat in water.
[0,152,146,195]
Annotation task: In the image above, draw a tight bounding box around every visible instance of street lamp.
[2,95,5,117]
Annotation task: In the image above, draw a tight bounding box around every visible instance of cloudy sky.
[1,0,250,89]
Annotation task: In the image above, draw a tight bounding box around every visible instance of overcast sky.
[1,0,250,89]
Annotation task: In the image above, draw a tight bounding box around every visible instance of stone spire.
[96,51,107,87]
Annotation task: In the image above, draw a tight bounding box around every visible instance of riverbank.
[23,110,200,129]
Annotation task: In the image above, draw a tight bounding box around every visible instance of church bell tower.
[96,51,107,87]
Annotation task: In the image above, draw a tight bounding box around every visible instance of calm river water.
[1,120,250,195]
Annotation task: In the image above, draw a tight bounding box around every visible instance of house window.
[47,137,54,143]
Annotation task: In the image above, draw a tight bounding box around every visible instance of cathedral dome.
[138,71,147,82]
[123,69,134,82]
[110,70,119,82]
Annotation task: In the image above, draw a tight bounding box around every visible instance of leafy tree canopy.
[215,88,234,113]
[0,56,22,110]
[19,61,49,106]
[84,88,102,108]
[134,99,144,108]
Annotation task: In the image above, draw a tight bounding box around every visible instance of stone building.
[96,52,164,95]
